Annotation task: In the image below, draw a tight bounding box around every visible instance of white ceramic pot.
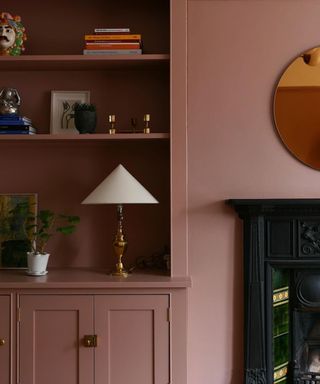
[27,252,50,275]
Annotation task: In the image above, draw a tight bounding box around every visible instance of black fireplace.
[229,199,320,384]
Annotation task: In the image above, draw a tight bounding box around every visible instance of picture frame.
[50,90,90,134]
[0,193,37,269]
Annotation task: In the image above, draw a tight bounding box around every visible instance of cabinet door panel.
[0,295,11,384]
[19,295,94,384]
[95,295,169,384]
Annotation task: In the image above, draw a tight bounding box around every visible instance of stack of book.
[83,28,142,55]
[0,115,36,135]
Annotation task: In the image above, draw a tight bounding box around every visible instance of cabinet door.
[0,295,11,384]
[19,295,94,384]
[95,295,170,384]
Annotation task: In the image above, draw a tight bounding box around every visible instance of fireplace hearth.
[229,199,320,384]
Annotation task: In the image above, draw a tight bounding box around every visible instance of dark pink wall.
[187,1,320,383]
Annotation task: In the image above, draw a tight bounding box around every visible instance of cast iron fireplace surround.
[229,199,320,384]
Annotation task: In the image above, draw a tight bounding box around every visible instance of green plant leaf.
[56,225,76,234]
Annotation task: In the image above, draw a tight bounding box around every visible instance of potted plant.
[74,102,97,133]
[26,209,80,275]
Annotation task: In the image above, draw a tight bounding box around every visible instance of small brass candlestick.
[112,204,128,277]
[108,114,116,134]
[143,114,151,134]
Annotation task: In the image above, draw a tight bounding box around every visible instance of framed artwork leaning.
[0,193,37,269]
[50,90,90,134]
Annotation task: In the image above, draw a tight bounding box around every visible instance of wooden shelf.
[0,54,170,71]
[0,133,169,143]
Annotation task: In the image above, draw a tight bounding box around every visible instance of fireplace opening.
[292,310,320,383]
[272,268,320,384]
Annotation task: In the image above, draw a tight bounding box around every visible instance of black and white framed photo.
[50,90,90,134]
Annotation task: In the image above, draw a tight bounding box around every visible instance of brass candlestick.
[108,114,116,134]
[143,114,151,134]
[112,204,128,277]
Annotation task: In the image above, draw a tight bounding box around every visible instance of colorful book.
[85,43,141,50]
[83,49,142,55]
[85,34,141,41]
[94,28,130,33]
[85,40,141,44]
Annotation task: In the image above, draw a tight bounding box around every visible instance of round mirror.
[274,46,320,170]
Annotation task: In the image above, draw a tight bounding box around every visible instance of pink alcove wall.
[187,1,320,383]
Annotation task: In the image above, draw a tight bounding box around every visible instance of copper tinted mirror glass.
[274,46,320,170]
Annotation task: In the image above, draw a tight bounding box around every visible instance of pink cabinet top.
[0,268,191,289]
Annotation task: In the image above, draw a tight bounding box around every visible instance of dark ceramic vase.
[74,110,97,134]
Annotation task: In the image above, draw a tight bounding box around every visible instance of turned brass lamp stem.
[112,204,128,277]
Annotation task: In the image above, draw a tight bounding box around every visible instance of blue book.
[0,130,36,135]
[0,115,32,124]
[0,125,33,130]
[0,120,32,126]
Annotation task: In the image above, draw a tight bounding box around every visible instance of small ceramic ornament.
[0,12,26,56]
[0,88,21,114]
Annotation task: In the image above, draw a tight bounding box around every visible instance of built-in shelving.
[0,54,170,71]
[0,1,188,382]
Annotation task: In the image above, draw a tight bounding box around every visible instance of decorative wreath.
[0,12,27,56]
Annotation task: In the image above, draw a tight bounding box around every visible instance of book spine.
[85,34,141,41]
[85,43,141,50]
[83,49,142,55]
[94,28,130,33]
[0,130,36,135]
[0,121,32,126]
[0,120,30,127]
[0,125,35,130]
[0,117,32,123]
[84,40,141,44]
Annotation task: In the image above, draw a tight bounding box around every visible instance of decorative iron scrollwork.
[301,222,320,255]
[245,369,267,384]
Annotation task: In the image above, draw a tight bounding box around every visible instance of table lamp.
[82,164,158,277]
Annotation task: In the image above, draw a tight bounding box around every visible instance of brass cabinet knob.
[83,335,97,348]
[0,339,5,346]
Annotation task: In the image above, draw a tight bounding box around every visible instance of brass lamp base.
[111,264,128,278]
[111,204,128,278]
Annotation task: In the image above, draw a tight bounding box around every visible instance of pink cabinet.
[95,295,169,384]
[19,295,95,384]
[0,295,11,384]
[18,294,169,384]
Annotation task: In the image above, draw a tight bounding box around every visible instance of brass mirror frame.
[273,46,320,170]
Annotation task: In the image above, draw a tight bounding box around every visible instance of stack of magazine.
[0,115,36,135]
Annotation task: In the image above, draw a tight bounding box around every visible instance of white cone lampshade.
[82,164,158,205]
